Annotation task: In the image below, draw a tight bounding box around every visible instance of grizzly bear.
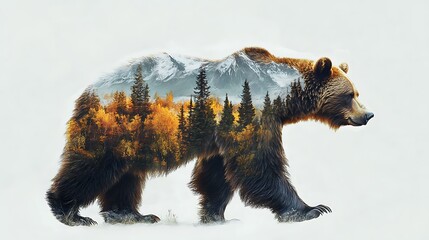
[46,47,374,226]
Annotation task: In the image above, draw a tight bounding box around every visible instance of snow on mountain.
[92,49,302,105]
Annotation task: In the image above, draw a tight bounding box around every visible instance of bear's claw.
[277,204,332,222]
[305,205,331,220]
[75,216,98,226]
[101,210,160,224]
[137,214,160,223]
[313,204,332,215]
[56,214,97,226]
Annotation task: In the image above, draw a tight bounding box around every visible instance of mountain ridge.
[91,48,303,105]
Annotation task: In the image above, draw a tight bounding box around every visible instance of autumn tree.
[113,91,127,116]
[218,94,234,133]
[67,89,103,155]
[237,80,255,131]
[189,67,216,150]
[144,102,179,169]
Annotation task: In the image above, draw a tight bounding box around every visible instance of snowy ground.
[1,0,428,239]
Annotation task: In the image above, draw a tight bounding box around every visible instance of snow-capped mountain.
[92,49,302,105]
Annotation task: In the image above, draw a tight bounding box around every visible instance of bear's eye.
[348,93,354,99]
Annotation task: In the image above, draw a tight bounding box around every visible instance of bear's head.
[311,57,374,129]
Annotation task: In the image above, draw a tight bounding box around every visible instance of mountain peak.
[92,48,302,105]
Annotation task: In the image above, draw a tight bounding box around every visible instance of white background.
[1,0,428,239]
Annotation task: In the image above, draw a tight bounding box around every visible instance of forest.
[66,65,303,174]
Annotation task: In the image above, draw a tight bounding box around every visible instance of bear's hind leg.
[46,191,97,226]
[190,155,234,224]
[46,151,127,226]
[99,172,160,224]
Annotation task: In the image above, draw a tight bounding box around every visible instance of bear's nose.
[365,112,374,122]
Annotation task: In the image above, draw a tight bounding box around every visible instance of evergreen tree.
[237,80,255,131]
[273,95,285,120]
[141,83,151,120]
[187,97,194,148]
[261,91,272,124]
[284,93,291,116]
[131,64,151,121]
[194,66,211,100]
[218,94,234,133]
[189,67,216,149]
[177,104,188,158]
[288,81,303,115]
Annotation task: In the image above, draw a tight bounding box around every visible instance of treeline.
[66,66,304,172]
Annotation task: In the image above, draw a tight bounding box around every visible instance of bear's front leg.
[238,172,332,223]
[190,155,234,224]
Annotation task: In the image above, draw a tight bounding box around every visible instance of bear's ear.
[313,57,332,79]
[339,62,349,73]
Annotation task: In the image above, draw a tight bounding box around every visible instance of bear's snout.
[348,111,374,126]
[365,112,375,123]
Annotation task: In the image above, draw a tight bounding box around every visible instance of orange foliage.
[117,139,139,158]
[210,97,223,122]
[145,103,179,161]
[154,91,176,111]
[94,108,119,137]
[66,119,86,151]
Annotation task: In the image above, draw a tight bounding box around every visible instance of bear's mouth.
[347,117,363,126]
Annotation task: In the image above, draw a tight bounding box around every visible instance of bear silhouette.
[46,47,374,226]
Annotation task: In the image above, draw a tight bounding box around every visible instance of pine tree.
[194,66,210,100]
[141,83,151,120]
[273,95,285,120]
[288,81,303,116]
[284,93,291,116]
[189,67,216,150]
[187,97,194,147]
[218,94,235,133]
[261,91,272,124]
[131,64,151,121]
[237,80,255,131]
[177,104,188,158]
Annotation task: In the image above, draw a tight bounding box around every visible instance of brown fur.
[47,47,372,226]
[244,47,363,129]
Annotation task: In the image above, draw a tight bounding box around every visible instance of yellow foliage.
[117,139,139,158]
[125,115,142,133]
[94,108,119,136]
[235,124,255,142]
[126,97,133,110]
[66,119,86,151]
[145,103,179,161]
[231,124,257,176]
[66,119,80,141]
[154,91,176,111]
[209,97,223,122]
